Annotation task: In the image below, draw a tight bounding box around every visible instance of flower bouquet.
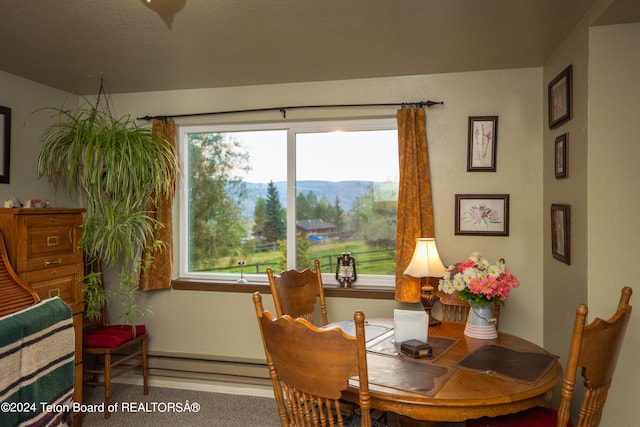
[438,252,519,307]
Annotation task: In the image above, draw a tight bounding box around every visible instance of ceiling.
[1,0,638,95]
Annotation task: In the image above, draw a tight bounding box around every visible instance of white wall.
[109,67,545,360]
[543,2,640,421]
[588,22,640,426]
[0,71,78,207]
[542,4,591,416]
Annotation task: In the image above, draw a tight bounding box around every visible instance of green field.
[208,240,396,276]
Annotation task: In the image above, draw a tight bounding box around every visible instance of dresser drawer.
[24,216,82,271]
[22,264,83,314]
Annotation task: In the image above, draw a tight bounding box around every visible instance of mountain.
[239,180,377,221]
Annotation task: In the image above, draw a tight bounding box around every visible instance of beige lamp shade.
[403,238,447,278]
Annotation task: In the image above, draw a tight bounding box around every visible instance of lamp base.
[429,317,441,327]
[420,284,441,327]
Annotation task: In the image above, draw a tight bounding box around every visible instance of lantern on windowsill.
[236,260,248,284]
[335,252,357,288]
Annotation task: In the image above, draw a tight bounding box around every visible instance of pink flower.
[486,209,500,222]
[438,254,520,306]
[457,259,477,273]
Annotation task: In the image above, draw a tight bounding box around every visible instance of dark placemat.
[366,331,459,362]
[359,353,454,397]
[455,344,558,384]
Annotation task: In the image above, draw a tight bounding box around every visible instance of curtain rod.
[137,100,443,121]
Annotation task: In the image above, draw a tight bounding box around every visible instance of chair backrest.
[252,291,372,427]
[557,286,633,427]
[437,291,471,323]
[266,258,329,326]
[0,232,39,317]
[435,291,502,328]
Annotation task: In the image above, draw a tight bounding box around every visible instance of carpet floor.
[82,382,281,426]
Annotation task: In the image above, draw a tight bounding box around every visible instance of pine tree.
[262,181,286,243]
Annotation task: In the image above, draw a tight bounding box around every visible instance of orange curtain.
[139,119,177,291]
[395,107,435,302]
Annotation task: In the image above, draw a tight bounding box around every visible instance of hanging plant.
[37,93,179,325]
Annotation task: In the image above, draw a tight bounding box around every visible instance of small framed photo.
[551,204,571,264]
[555,133,568,178]
[548,65,572,129]
[0,106,10,184]
[455,194,509,236]
[467,116,498,172]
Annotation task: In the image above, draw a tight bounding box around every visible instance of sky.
[234,129,399,183]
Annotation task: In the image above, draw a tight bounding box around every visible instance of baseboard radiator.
[146,352,273,387]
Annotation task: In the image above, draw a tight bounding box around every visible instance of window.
[179,118,398,287]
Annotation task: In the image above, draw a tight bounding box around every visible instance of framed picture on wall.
[0,106,11,184]
[551,204,571,264]
[555,133,568,178]
[548,65,573,129]
[455,194,509,236]
[467,116,498,171]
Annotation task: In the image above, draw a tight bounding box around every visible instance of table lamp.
[403,238,447,326]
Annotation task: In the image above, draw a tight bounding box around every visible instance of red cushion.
[84,324,146,348]
[466,407,573,427]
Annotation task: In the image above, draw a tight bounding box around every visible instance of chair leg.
[104,353,111,419]
[86,354,99,386]
[142,336,149,395]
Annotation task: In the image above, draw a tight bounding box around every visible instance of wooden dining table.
[338,319,563,423]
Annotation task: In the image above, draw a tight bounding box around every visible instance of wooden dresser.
[0,207,85,426]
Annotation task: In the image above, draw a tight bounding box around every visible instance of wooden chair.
[82,276,149,419]
[435,291,501,328]
[437,291,471,323]
[0,232,39,317]
[267,258,329,326]
[467,286,633,427]
[252,291,382,427]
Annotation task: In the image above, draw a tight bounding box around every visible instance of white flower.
[438,280,455,294]
[452,275,467,291]
[487,263,502,278]
[462,267,479,284]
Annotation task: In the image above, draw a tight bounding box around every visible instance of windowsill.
[171,278,395,300]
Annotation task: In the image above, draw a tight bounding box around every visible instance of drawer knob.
[45,258,63,266]
[49,217,56,223]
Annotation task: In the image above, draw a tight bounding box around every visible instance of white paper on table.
[393,309,429,344]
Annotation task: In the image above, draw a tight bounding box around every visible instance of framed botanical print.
[455,194,509,236]
[551,204,570,264]
[548,65,573,129]
[555,133,568,178]
[467,116,498,172]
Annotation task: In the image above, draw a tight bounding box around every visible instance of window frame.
[177,117,398,289]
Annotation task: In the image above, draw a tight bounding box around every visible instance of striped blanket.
[0,297,74,427]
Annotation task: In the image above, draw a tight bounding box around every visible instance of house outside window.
[178,118,399,288]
